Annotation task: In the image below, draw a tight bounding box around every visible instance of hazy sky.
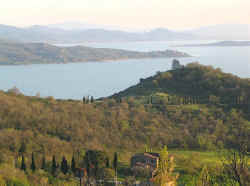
[1,0,249,30]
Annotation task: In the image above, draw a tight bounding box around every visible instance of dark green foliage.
[221,142,250,186]
[113,152,118,173]
[91,96,94,103]
[85,153,90,177]
[172,59,181,70]
[84,150,109,177]
[41,155,46,170]
[21,155,26,171]
[18,142,26,155]
[71,156,76,173]
[106,157,110,168]
[30,152,36,172]
[113,63,250,103]
[61,156,68,175]
[51,155,57,175]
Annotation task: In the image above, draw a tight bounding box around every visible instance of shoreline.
[0,55,191,66]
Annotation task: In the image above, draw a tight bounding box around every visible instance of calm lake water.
[1,41,250,99]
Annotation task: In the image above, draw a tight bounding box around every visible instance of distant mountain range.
[0,24,249,43]
[188,24,250,40]
[174,41,250,47]
[0,24,194,43]
[47,22,131,31]
[0,40,190,65]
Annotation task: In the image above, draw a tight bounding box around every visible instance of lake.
[1,41,250,99]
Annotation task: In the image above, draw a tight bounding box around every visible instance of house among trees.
[130,152,160,175]
[171,59,184,70]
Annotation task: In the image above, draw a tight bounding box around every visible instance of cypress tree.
[71,156,76,173]
[91,96,94,103]
[85,152,90,177]
[61,157,64,174]
[64,157,68,174]
[106,157,110,168]
[19,142,26,154]
[52,155,57,175]
[94,157,99,177]
[41,155,46,170]
[21,155,26,171]
[113,152,118,174]
[31,152,36,172]
[61,156,68,174]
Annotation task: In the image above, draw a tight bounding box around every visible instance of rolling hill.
[111,62,250,101]
[0,63,249,152]
[0,40,190,65]
[0,62,249,185]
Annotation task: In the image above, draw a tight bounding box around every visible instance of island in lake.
[174,40,250,47]
[0,40,190,65]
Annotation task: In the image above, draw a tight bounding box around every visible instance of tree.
[71,156,76,173]
[85,153,90,177]
[196,166,211,186]
[94,155,99,177]
[30,152,36,172]
[61,156,69,175]
[84,150,109,178]
[7,86,22,95]
[221,142,250,186]
[52,155,57,175]
[172,59,182,70]
[106,157,110,168]
[91,96,94,103]
[101,168,115,180]
[152,146,178,186]
[21,155,26,171]
[18,142,26,155]
[113,152,118,171]
[113,152,118,179]
[41,155,46,170]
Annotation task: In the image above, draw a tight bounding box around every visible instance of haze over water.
[1,41,250,99]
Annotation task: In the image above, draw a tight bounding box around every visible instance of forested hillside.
[112,62,250,101]
[0,63,249,154]
[0,63,249,185]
